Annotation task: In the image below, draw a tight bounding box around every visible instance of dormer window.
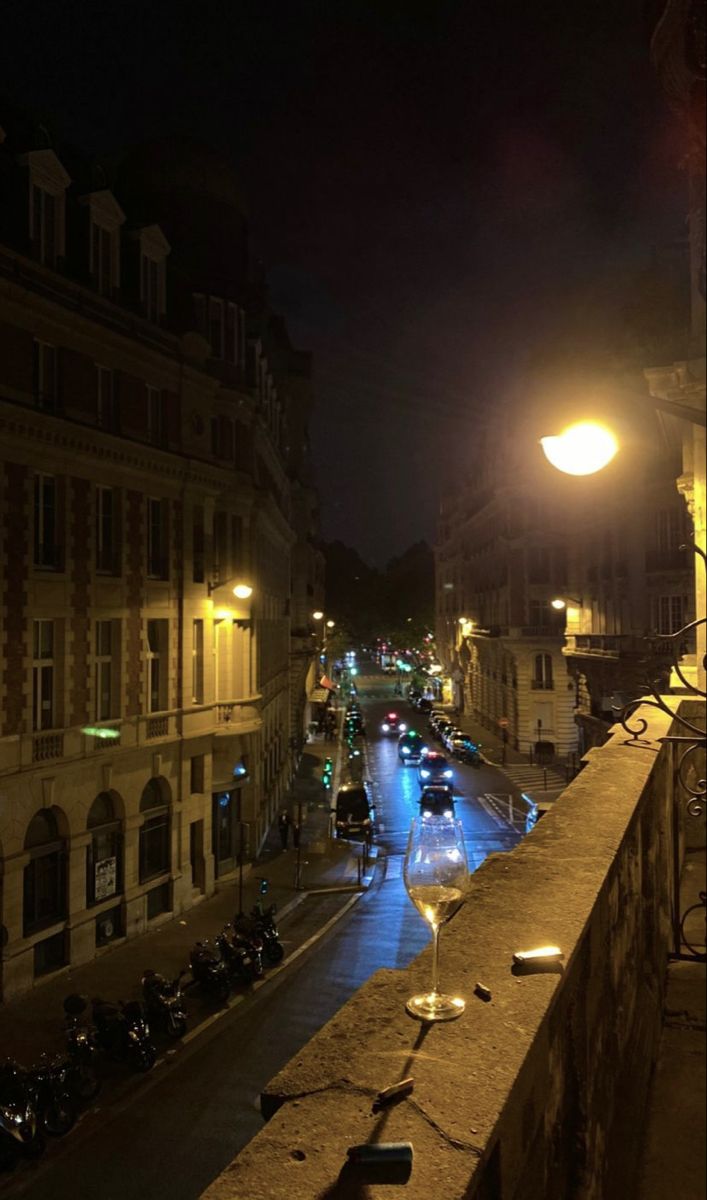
[126,224,169,323]
[79,190,125,297]
[20,149,71,268]
[92,223,114,295]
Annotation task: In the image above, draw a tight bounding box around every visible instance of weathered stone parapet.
[202,703,684,1200]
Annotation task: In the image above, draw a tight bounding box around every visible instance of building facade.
[435,390,696,759]
[0,115,320,999]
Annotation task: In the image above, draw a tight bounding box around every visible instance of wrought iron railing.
[617,542,706,962]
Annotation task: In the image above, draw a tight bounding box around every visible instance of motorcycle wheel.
[265,941,284,964]
[166,1012,187,1039]
[130,1043,157,1073]
[43,1095,77,1137]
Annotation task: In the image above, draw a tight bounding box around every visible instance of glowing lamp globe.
[232,584,253,600]
[540,422,618,476]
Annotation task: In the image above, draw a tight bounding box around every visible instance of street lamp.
[551,597,582,611]
[540,421,618,476]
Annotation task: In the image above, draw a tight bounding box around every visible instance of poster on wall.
[95,856,117,902]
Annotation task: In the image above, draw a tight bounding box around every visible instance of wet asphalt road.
[8,670,522,1200]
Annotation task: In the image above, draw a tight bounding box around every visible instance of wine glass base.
[406,992,465,1022]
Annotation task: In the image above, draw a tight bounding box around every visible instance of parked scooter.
[62,994,102,1101]
[234,878,284,963]
[141,970,188,1039]
[24,1055,77,1137]
[189,941,231,1004]
[0,1059,45,1168]
[90,997,157,1073]
[214,927,262,985]
[235,906,284,964]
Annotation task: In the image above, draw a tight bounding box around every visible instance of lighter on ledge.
[512,945,563,966]
[347,1143,414,1166]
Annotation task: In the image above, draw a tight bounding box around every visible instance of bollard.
[357,855,362,886]
[543,768,547,791]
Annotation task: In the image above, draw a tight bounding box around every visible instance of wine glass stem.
[431,924,441,997]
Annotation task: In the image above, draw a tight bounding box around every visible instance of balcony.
[31,731,64,762]
[202,697,705,1200]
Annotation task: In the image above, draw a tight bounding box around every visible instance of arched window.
[139,778,171,883]
[533,654,554,690]
[86,792,122,906]
[23,809,66,936]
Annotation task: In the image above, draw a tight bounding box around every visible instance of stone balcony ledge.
[202,701,700,1200]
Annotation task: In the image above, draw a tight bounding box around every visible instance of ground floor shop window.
[139,778,171,883]
[212,789,241,877]
[34,930,67,976]
[86,791,122,906]
[23,809,66,937]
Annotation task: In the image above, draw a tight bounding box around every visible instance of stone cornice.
[0,401,256,496]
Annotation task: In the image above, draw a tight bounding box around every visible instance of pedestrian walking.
[278,809,291,850]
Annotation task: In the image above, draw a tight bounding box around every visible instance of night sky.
[1,1,684,564]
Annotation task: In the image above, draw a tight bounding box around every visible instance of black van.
[332,781,375,840]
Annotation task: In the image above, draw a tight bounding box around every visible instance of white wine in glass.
[403,814,469,1021]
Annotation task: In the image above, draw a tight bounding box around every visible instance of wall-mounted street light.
[540,421,618,476]
[208,577,254,599]
[551,597,582,611]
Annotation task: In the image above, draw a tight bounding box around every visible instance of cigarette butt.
[474,982,492,1002]
[375,1077,414,1105]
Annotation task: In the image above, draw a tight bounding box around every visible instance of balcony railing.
[32,732,64,762]
[146,715,169,739]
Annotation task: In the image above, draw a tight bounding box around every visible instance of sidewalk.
[0,728,364,1067]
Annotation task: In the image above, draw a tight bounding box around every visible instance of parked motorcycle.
[24,1055,77,1137]
[235,902,284,964]
[0,1059,45,1168]
[62,994,102,1101]
[90,997,157,1073]
[214,927,261,985]
[141,970,188,1039]
[189,941,231,1004]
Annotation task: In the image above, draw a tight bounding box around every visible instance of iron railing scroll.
[617,542,706,962]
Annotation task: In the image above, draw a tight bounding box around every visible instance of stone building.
[435,383,696,759]
[435,433,577,759]
[0,113,321,998]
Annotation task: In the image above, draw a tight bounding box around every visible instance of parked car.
[450,734,482,766]
[418,752,454,788]
[418,785,455,816]
[397,730,427,765]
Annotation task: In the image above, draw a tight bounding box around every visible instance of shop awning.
[319,675,337,691]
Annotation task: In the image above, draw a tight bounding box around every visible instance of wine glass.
[403,814,470,1021]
